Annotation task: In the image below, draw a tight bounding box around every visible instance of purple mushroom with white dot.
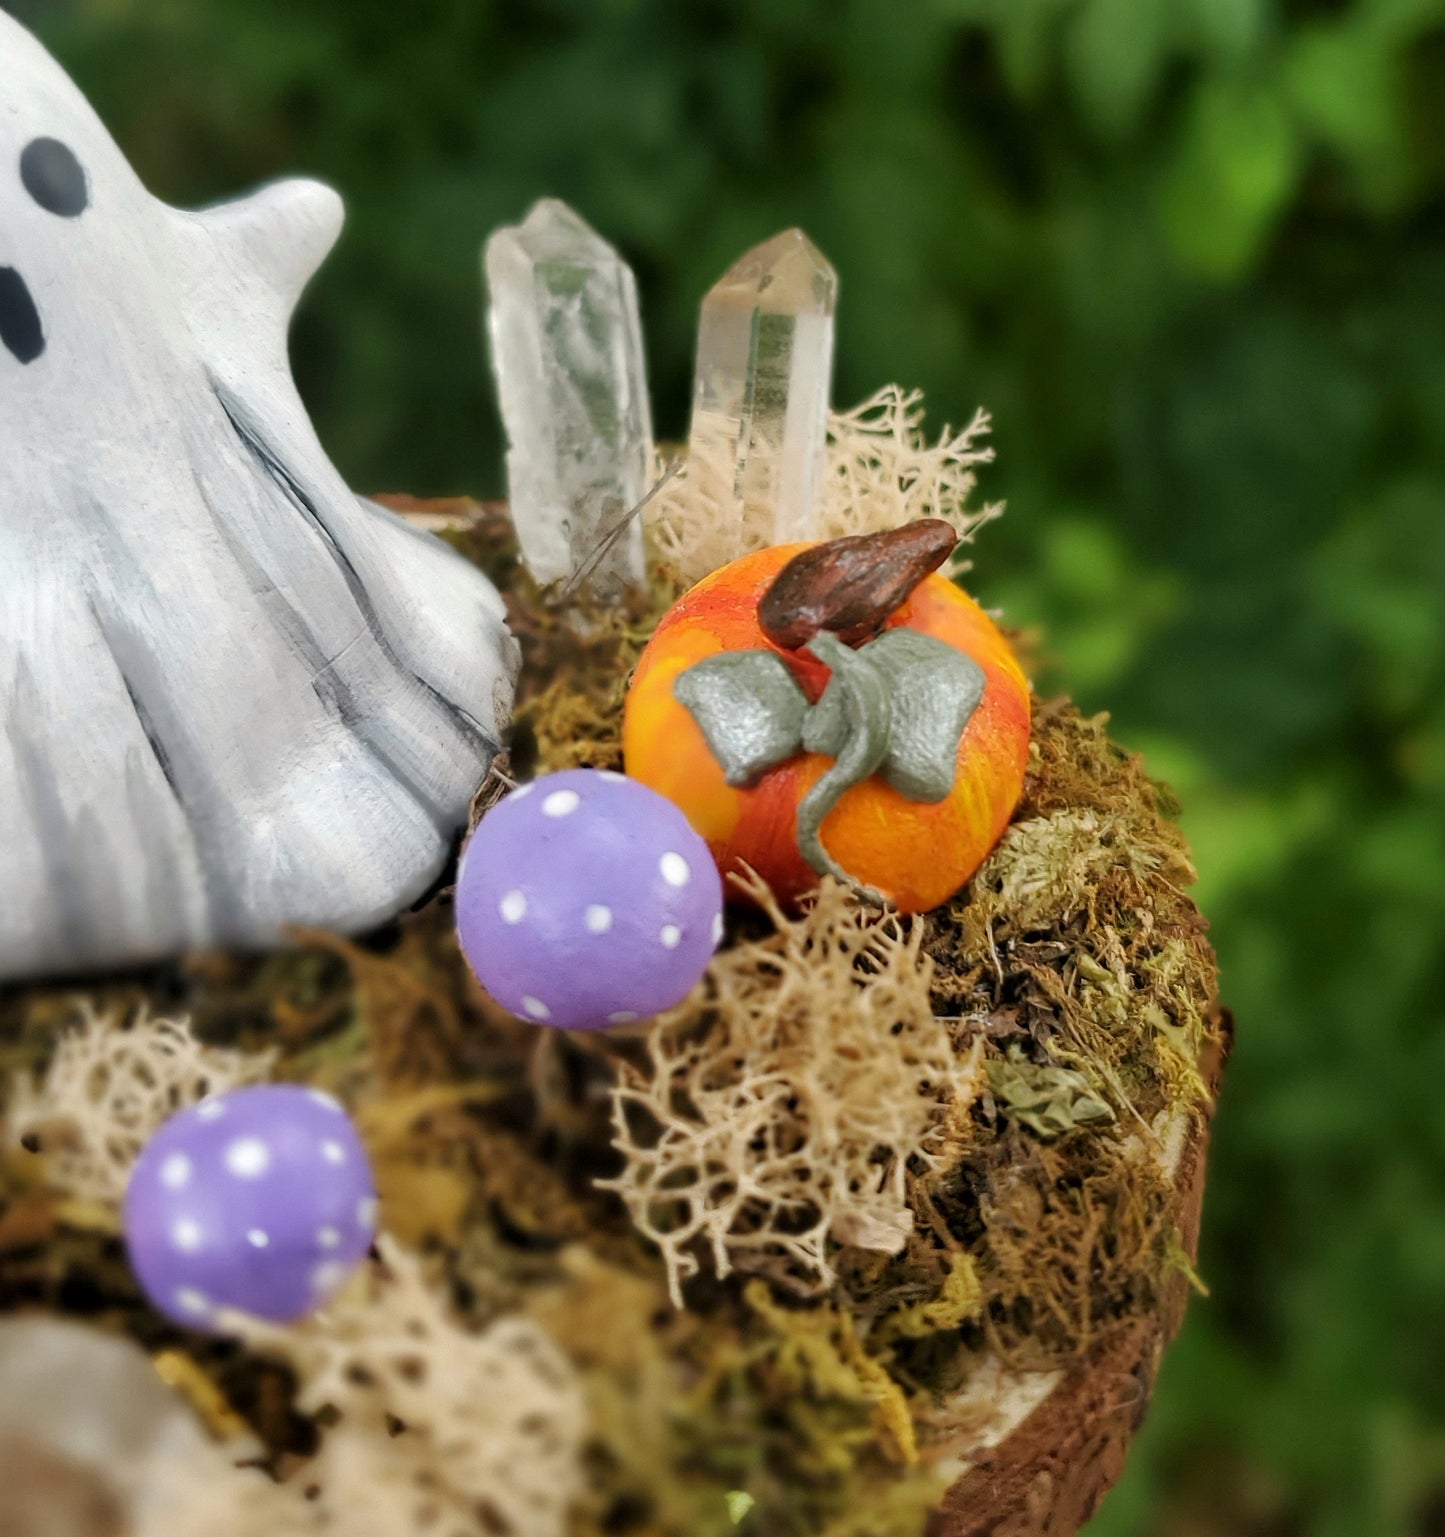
[123,1084,378,1331]
[456,768,725,1031]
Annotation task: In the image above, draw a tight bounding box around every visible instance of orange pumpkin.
[623,541,1032,913]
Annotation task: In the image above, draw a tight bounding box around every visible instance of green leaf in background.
[1286,25,1410,211]
[932,0,1076,101]
[989,516,1180,698]
[1181,0,1268,65]
[1066,0,1174,142]
[1158,78,1301,282]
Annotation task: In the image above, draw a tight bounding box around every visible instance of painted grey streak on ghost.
[0,267,44,362]
[9,662,94,950]
[125,748,199,947]
[187,457,360,681]
[101,610,187,807]
[184,455,458,839]
[209,375,499,755]
[82,547,239,934]
[310,668,457,838]
[185,420,468,840]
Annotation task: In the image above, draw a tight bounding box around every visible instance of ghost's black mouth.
[0,267,45,364]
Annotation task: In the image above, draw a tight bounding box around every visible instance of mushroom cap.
[123,1084,378,1330]
[456,769,724,1031]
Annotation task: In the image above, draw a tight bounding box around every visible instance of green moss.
[0,578,1219,1535]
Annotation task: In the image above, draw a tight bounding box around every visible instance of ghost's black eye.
[20,137,89,218]
[0,268,44,364]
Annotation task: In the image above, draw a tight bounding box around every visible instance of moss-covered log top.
[0,496,1224,1537]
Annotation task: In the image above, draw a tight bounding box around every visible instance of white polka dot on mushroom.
[542,788,581,817]
[247,1229,270,1249]
[321,1140,347,1166]
[196,1098,226,1122]
[585,904,613,934]
[510,782,534,799]
[159,1153,192,1190]
[660,852,691,887]
[172,1217,203,1253]
[225,1137,270,1179]
[608,1010,639,1025]
[357,1196,378,1231]
[660,925,682,950]
[311,1261,348,1297]
[175,1287,210,1317]
[308,1090,344,1113]
[317,1226,341,1250]
[522,995,552,1021]
[712,912,725,945]
[499,889,528,924]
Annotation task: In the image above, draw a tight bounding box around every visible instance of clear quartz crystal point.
[687,228,837,544]
[485,198,653,597]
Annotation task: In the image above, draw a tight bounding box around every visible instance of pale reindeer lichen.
[236,1236,586,1537]
[647,386,1002,587]
[135,1243,587,1537]
[820,388,1001,546]
[602,872,986,1306]
[149,1422,459,1537]
[4,1006,275,1203]
[149,1284,584,1537]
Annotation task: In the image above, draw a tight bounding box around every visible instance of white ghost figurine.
[0,14,519,982]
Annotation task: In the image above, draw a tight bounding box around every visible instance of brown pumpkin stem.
[758,519,960,651]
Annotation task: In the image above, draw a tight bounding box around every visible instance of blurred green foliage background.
[11,0,1445,1531]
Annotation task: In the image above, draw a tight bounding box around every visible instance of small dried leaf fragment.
[985,1047,1114,1139]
